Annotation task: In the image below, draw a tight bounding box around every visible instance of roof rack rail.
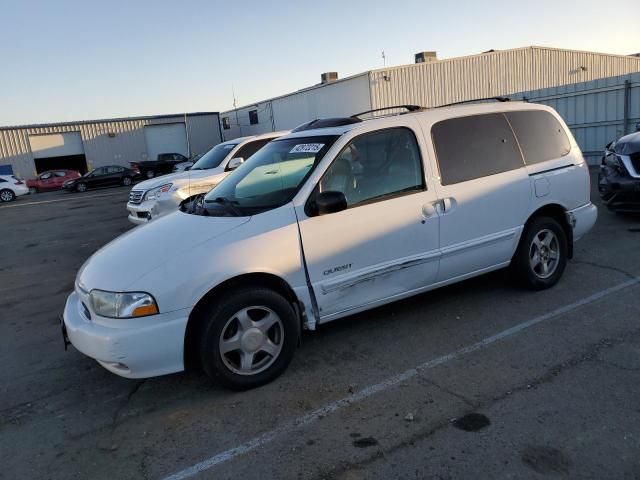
[439,96,511,108]
[351,105,424,119]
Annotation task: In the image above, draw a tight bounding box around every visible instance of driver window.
[40,172,52,180]
[318,127,424,207]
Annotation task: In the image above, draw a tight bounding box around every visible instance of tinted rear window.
[505,110,570,165]
[431,113,524,185]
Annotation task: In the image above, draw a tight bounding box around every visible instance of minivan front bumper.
[63,291,189,378]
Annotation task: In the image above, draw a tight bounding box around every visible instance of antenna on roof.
[382,50,386,67]
[232,85,237,109]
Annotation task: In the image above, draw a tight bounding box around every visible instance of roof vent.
[414,51,437,64]
[321,72,338,84]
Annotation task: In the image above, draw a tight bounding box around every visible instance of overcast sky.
[1,0,638,126]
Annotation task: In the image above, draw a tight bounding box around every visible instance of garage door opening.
[34,154,88,174]
[29,132,88,174]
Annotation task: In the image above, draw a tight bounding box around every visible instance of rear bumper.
[567,202,597,242]
[63,291,189,378]
[13,185,29,197]
[598,167,640,212]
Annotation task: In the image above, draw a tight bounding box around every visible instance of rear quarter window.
[505,110,570,165]
[431,113,524,186]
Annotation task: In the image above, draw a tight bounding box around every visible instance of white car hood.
[133,167,225,191]
[78,211,249,292]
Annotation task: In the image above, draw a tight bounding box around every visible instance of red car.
[27,170,81,193]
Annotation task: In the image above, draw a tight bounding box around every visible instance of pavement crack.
[111,379,146,429]
[313,329,640,480]
[572,260,638,281]
[418,376,477,408]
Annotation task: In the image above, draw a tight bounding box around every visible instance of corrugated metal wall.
[370,47,640,109]
[221,74,371,140]
[0,113,221,178]
[512,72,640,165]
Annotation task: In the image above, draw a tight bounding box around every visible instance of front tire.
[0,189,15,202]
[76,183,87,193]
[29,187,38,194]
[512,216,568,290]
[122,176,132,186]
[145,170,155,179]
[198,288,299,390]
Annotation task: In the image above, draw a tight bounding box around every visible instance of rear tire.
[198,288,299,390]
[511,216,568,290]
[145,170,155,179]
[76,183,87,193]
[29,187,38,194]
[0,189,15,202]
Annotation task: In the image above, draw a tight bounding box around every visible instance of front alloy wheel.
[122,176,132,186]
[76,183,87,192]
[219,307,284,375]
[199,288,299,390]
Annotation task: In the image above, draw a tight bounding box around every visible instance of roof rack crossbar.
[439,96,511,108]
[351,105,424,119]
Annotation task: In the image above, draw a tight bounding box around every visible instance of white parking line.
[1,191,127,208]
[163,276,640,480]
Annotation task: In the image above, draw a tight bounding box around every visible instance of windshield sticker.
[290,143,325,154]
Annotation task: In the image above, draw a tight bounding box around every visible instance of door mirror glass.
[315,191,347,216]
[227,157,244,170]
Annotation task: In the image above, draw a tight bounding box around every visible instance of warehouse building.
[0,112,223,178]
[221,46,640,163]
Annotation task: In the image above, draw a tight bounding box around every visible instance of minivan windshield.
[190,143,239,170]
[201,135,338,216]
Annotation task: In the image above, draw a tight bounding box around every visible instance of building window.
[249,110,259,125]
[222,117,231,130]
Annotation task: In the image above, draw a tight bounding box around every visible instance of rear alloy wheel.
[29,187,38,194]
[145,170,155,179]
[122,176,132,186]
[0,189,15,202]
[512,216,568,290]
[199,288,299,390]
[76,183,87,193]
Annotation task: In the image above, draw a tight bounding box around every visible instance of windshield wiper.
[206,196,243,216]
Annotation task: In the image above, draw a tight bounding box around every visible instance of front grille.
[129,190,145,204]
[630,153,640,176]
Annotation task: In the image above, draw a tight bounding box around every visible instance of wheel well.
[183,273,302,371]
[525,204,573,259]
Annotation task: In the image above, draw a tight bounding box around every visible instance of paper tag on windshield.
[290,143,324,154]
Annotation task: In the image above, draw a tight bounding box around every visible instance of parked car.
[131,153,189,179]
[598,130,640,212]
[172,153,203,173]
[0,175,28,202]
[63,165,138,192]
[63,102,596,390]
[26,169,81,193]
[126,132,286,224]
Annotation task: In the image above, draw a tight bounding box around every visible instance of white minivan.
[63,102,597,390]
[127,132,287,224]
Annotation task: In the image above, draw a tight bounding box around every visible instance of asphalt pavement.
[1,177,639,480]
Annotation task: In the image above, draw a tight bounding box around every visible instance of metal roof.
[0,111,220,131]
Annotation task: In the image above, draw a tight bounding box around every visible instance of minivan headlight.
[90,290,159,318]
[144,184,172,201]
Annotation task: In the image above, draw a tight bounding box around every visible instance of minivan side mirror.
[227,157,244,170]
[315,191,347,216]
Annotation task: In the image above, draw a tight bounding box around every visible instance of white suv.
[0,175,29,202]
[63,102,597,390]
[126,132,287,224]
